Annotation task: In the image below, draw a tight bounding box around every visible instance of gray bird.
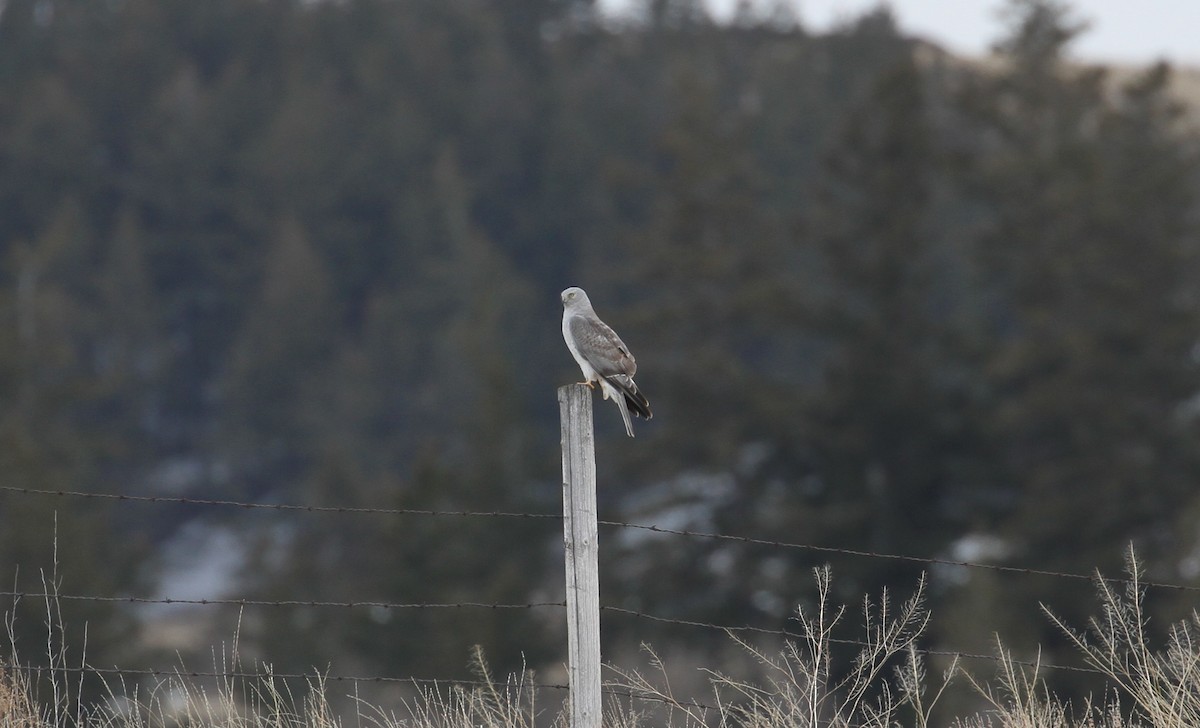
[561,286,652,437]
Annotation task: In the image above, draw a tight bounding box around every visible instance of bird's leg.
[576,380,596,389]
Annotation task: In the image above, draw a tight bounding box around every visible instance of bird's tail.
[604,374,652,422]
[613,392,635,438]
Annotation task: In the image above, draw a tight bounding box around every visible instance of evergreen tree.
[239,144,556,680]
[803,53,980,585]
[943,0,1200,686]
[594,14,938,644]
[959,0,1200,569]
[220,216,337,492]
[0,201,147,694]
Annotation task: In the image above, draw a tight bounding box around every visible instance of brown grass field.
[4,548,1200,727]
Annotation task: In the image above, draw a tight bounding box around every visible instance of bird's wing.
[604,373,651,421]
[568,313,637,378]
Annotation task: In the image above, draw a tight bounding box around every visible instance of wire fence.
[6,484,1193,592]
[0,481,1182,707]
[11,663,725,713]
[0,586,1108,678]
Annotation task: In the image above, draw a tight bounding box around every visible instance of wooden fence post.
[559,384,602,728]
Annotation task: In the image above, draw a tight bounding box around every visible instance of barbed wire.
[9,663,542,687]
[0,484,1180,682]
[0,485,559,520]
[7,647,1092,715]
[600,605,1107,676]
[5,483,1196,594]
[1,587,1106,678]
[0,474,1146,714]
[4,638,1103,721]
[599,519,1200,594]
[0,590,565,611]
[7,663,719,712]
[8,664,584,701]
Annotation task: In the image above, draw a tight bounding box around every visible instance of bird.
[561,286,652,437]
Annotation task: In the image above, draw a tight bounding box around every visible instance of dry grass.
[952,642,1130,728]
[3,587,555,728]
[610,553,1200,728]
[1047,545,1200,726]
[0,648,551,728]
[1,663,44,727]
[955,545,1200,728]
[607,566,954,727]
[6,549,1200,727]
[375,645,559,728]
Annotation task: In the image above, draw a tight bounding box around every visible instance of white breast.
[563,311,600,383]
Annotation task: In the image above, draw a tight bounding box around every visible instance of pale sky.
[599,1,1200,67]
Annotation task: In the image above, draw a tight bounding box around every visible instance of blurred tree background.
[2,0,1200,717]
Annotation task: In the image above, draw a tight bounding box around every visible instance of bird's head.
[561,286,590,309]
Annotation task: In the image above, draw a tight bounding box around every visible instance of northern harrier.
[561,286,652,437]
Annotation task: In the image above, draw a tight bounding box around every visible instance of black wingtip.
[625,391,651,420]
[606,374,652,421]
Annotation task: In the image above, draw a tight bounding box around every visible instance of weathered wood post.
[559,384,602,728]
